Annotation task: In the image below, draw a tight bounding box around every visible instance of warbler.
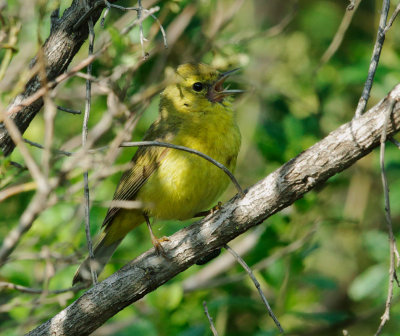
[73,63,242,284]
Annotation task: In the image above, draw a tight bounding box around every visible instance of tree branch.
[26,84,400,336]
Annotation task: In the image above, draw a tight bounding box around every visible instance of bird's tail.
[72,232,122,285]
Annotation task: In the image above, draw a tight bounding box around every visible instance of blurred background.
[1,0,400,335]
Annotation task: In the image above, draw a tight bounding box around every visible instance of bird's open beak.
[207,68,244,103]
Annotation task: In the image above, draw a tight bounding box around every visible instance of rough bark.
[26,85,400,336]
[0,0,113,156]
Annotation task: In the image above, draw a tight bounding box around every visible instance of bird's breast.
[138,112,241,220]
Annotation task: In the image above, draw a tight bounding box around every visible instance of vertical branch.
[137,0,148,59]
[42,98,57,177]
[354,0,390,117]
[82,2,97,286]
[375,100,400,336]
[37,1,54,178]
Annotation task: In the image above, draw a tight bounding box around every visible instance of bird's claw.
[152,236,170,258]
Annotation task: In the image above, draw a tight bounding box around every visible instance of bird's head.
[161,63,242,114]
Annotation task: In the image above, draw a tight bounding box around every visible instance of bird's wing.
[102,120,175,229]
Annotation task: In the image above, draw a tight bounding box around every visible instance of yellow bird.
[73,63,242,284]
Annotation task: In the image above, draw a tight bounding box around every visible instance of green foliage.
[1,0,400,335]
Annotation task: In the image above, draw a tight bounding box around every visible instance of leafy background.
[1,0,400,335]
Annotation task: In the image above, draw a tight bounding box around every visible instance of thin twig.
[0,281,85,294]
[389,137,400,148]
[203,301,219,336]
[119,141,244,197]
[101,0,142,28]
[137,0,147,59]
[147,11,168,49]
[224,244,284,333]
[101,0,167,53]
[24,138,72,156]
[82,4,97,286]
[9,161,26,170]
[354,0,390,117]
[42,98,57,177]
[375,99,400,336]
[0,181,37,202]
[383,2,400,34]
[101,0,112,27]
[317,0,362,70]
[120,6,164,44]
[56,105,81,115]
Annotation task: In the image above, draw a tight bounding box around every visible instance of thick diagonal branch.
[27,84,400,336]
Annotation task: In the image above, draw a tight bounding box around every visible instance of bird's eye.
[192,82,203,92]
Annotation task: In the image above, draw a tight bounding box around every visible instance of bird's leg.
[193,201,223,218]
[144,214,170,257]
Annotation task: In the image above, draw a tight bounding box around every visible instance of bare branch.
[355,0,390,117]
[56,105,81,115]
[24,138,72,156]
[203,301,219,336]
[318,0,362,70]
[0,281,85,295]
[375,99,400,336]
[0,181,37,202]
[81,0,98,286]
[383,2,400,34]
[389,137,400,149]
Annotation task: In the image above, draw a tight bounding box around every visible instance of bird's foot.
[151,235,170,257]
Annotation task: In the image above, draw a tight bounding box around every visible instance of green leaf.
[348,264,387,301]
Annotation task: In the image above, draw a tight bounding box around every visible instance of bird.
[73,63,242,284]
